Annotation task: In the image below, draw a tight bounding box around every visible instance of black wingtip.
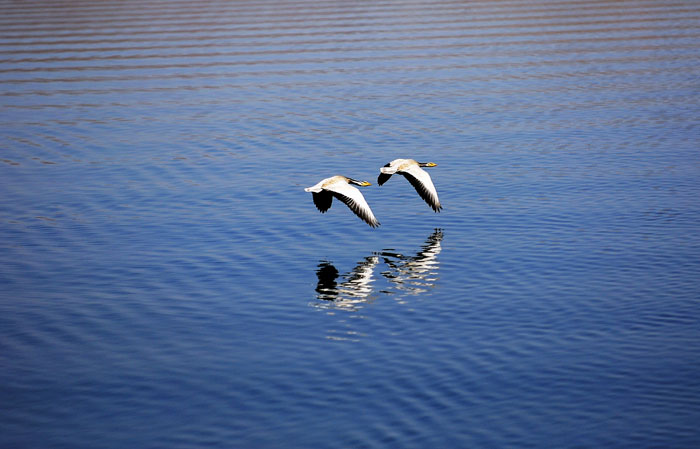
[377,173,392,186]
[366,219,381,228]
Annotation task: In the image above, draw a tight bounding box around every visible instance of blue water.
[2,0,700,447]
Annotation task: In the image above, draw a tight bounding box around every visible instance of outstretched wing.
[312,190,333,213]
[401,165,442,212]
[377,173,393,186]
[328,183,380,228]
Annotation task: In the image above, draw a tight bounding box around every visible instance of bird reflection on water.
[379,228,443,299]
[312,229,443,312]
[315,256,380,310]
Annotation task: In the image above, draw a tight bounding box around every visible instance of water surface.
[2,0,700,447]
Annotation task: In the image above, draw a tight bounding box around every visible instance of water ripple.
[2,0,700,448]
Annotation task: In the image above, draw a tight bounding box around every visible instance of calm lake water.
[2,0,700,447]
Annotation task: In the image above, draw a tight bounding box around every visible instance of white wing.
[326,181,380,228]
[402,164,442,212]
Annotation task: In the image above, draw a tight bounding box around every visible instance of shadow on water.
[312,229,443,313]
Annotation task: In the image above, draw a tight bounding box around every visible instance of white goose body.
[378,159,442,212]
[305,175,380,228]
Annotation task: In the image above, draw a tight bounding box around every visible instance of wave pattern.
[2,0,700,448]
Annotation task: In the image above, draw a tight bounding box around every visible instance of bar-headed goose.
[378,159,441,212]
[305,175,380,228]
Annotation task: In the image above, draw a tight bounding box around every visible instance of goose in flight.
[305,175,380,228]
[378,159,442,212]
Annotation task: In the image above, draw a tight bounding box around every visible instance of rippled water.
[2,0,700,447]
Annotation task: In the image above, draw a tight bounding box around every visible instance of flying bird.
[305,175,380,228]
[378,159,442,212]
